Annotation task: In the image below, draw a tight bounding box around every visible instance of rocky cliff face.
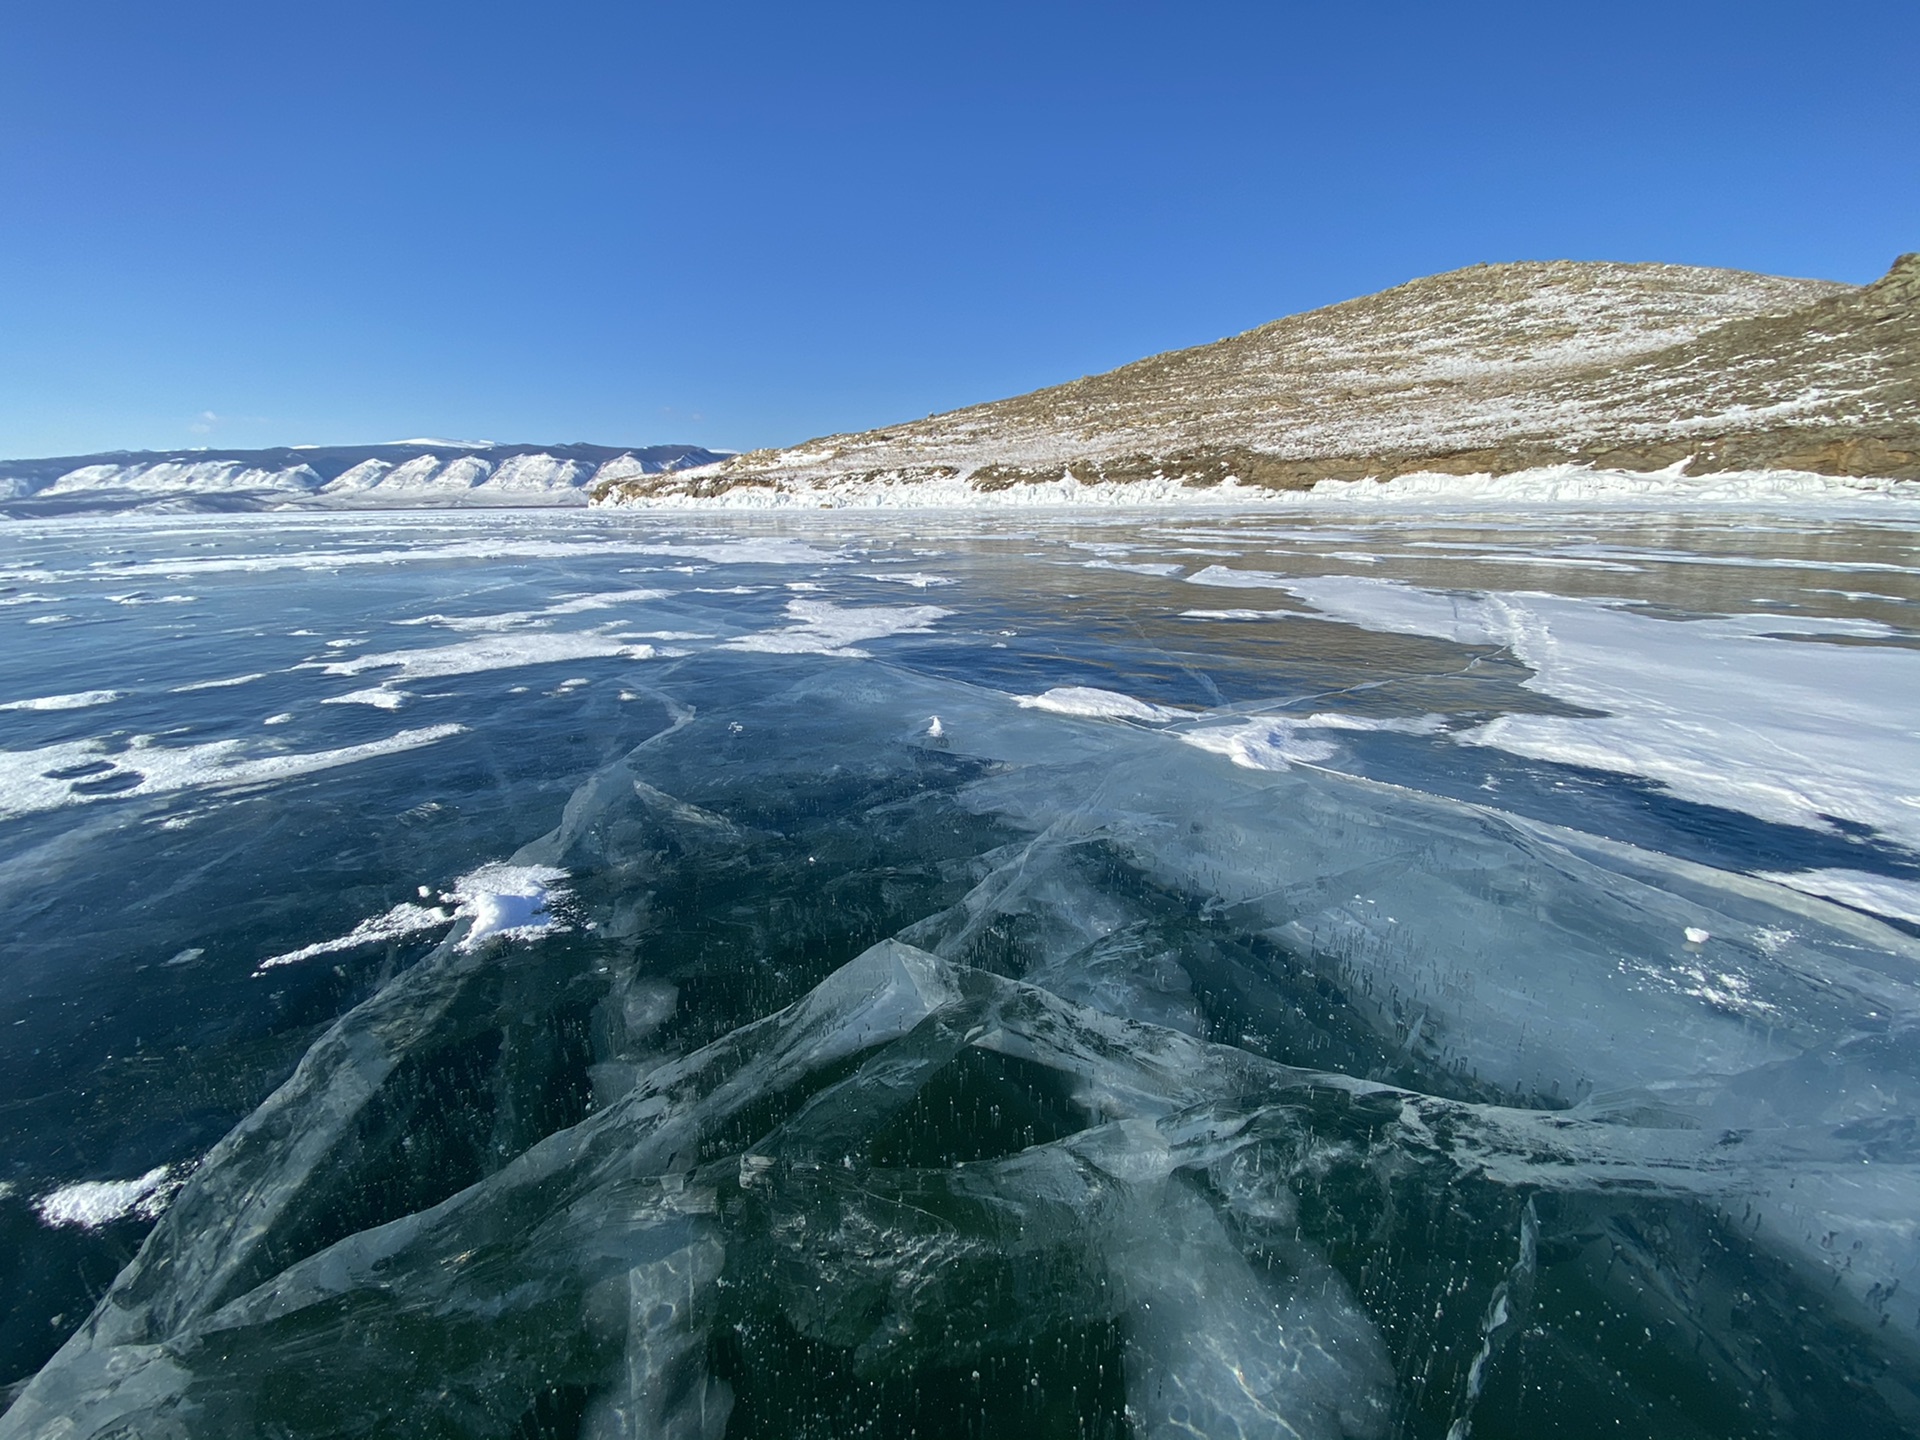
[0,441,726,517]
[597,256,1918,504]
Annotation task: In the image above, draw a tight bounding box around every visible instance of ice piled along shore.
[8,666,1920,1439]
[592,462,1920,512]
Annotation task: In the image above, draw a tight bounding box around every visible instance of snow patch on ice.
[1756,870,1920,926]
[257,903,452,971]
[1080,559,1186,576]
[1180,608,1302,621]
[173,673,268,692]
[449,863,571,949]
[0,689,124,712]
[1304,465,1920,511]
[1014,687,1187,722]
[0,725,466,820]
[322,687,409,710]
[258,863,573,970]
[397,588,670,634]
[1185,565,1298,591]
[1273,575,1920,850]
[320,633,655,681]
[72,537,833,581]
[544,588,671,613]
[597,464,1920,514]
[722,599,951,658]
[1183,713,1444,770]
[34,1166,183,1230]
[631,538,836,566]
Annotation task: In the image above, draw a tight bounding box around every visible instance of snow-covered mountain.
[596,254,1919,507]
[0,441,727,517]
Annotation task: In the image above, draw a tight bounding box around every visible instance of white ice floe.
[0,725,466,821]
[34,1166,182,1230]
[0,689,124,712]
[321,687,409,710]
[319,633,655,682]
[1756,869,1920,926]
[862,572,956,587]
[721,599,951,658]
[1181,713,1442,770]
[1267,574,1920,850]
[1014,687,1187,722]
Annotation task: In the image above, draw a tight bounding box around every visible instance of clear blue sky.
[2,1,1914,458]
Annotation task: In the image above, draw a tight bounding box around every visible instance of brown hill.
[598,255,1919,503]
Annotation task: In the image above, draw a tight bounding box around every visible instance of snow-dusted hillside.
[0,442,726,517]
[597,255,1919,507]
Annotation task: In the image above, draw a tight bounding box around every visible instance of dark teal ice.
[3,508,1918,1439]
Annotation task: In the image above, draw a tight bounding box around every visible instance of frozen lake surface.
[2,507,1919,1438]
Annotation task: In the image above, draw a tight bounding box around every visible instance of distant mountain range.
[0,441,727,517]
[596,254,1919,506]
